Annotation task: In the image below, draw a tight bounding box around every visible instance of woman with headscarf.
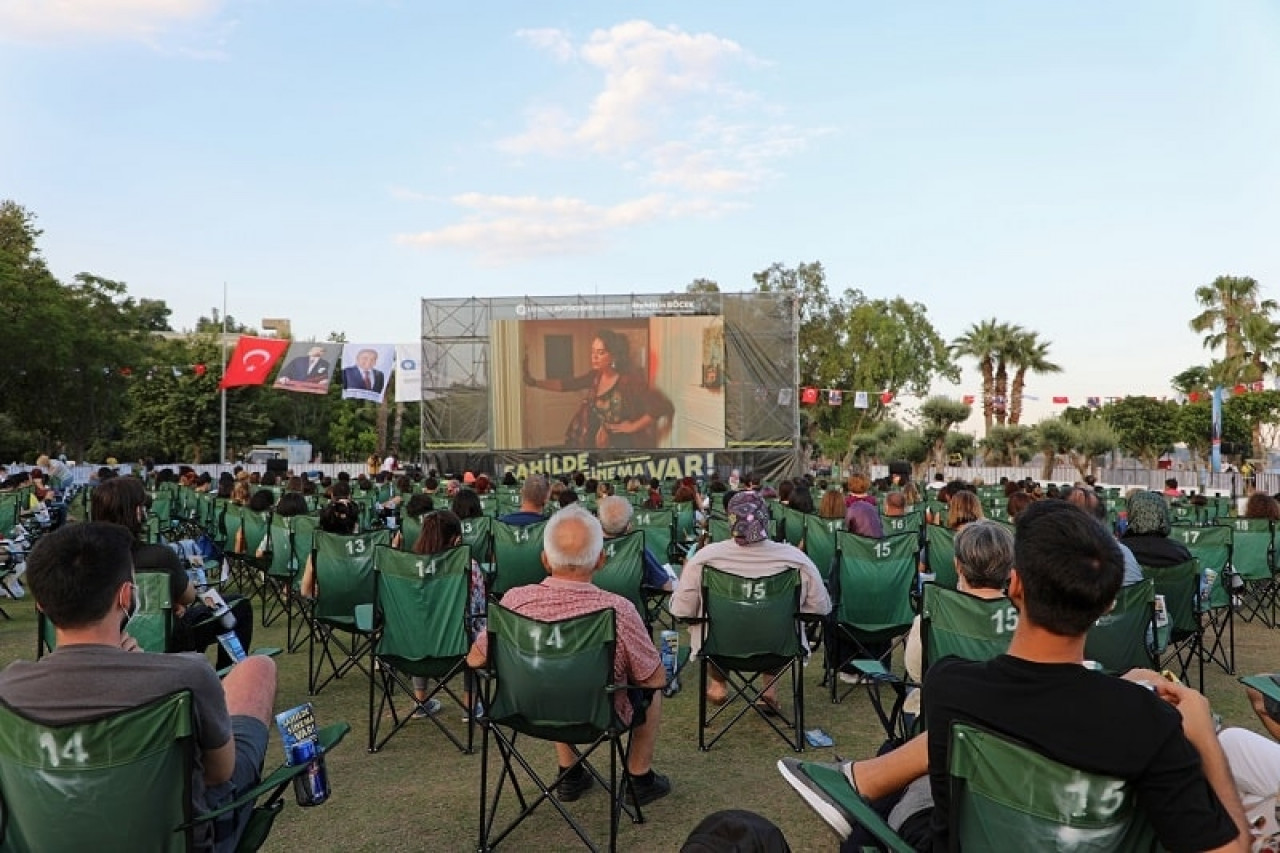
[1121,491,1192,568]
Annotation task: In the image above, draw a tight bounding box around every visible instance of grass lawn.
[1,584,1276,852]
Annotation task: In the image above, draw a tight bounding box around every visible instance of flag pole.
[220,282,228,464]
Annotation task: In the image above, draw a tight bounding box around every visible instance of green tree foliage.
[1006,329,1061,425]
[1173,399,1249,468]
[1226,390,1280,459]
[918,396,972,469]
[1101,397,1179,468]
[981,424,1036,465]
[1171,366,1211,396]
[1190,276,1279,387]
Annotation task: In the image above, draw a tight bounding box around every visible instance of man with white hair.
[596,495,673,592]
[466,505,671,805]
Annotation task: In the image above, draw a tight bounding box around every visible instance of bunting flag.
[272,341,341,395]
[220,336,290,389]
[827,389,843,406]
[1052,396,1069,404]
[880,391,894,405]
[962,394,975,405]
[1087,396,1101,408]
[800,386,819,405]
[853,391,869,409]
[776,387,792,406]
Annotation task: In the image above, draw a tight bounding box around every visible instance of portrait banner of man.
[340,344,395,403]
[272,341,341,395]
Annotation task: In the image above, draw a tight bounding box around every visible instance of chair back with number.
[491,520,547,598]
[949,722,1158,852]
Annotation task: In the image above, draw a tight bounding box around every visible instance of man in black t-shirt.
[780,499,1248,852]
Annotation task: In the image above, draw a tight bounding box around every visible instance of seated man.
[780,499,1248,852]
[597,495,674,592]
[498,474,549,525]
[466,504,671,806]
[0,522,278,853]
[669,490,831,709]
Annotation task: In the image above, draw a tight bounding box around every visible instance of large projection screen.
[422,292,800,481]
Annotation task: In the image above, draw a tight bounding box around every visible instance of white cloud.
[396,191,727,262]
[0,0,220,41]
[401,20,819,261]
[516,27,574,63]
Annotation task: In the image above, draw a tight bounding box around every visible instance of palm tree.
[951,319,1009,435]
[1190,276,1278,383]
[1007,330,1061,425]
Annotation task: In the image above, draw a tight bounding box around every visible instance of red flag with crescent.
[219,336,290,389]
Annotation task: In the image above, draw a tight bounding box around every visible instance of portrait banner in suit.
[340,343,395,403]
[272,341,341,395]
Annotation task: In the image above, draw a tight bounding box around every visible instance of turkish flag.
[1052,396,1069,404]
[800,387,819,405]
[1189,391,1201,403]
[880,391,894,405]
[962,395,975,405]
[219,336,290,389]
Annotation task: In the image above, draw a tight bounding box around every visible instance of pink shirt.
[474,577,661,724]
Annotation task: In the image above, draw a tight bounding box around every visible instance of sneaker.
[556,768,594,802]
[777,757,859,840]
[837,672,866,686]
[625,770,672,807]
[411,698,442,719]
[461,700,485,723]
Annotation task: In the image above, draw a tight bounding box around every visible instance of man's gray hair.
[543,504,604,572]
[521,474,550,509]
[596,496,633,537]
[954,519,1014,590]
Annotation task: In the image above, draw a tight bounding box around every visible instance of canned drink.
[289,739,330,807]
[1201,569,1218,605]
[659,630,679,684]
[217,631,247,663]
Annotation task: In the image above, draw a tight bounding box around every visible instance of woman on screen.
[524,329,674,449]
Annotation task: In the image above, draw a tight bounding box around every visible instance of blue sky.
[2,0,1278,427]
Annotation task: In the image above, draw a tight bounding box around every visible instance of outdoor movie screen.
[491,315,727,451]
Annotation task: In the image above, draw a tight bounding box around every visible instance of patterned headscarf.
[1126,491,1171,537]
[727,490,770,544]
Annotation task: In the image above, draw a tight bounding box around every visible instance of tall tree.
[1190,275,1278,386]
[951,319,1018,434]
[918,396,973,470]
[1006,330,1061,425]
[1101,397,1179,468]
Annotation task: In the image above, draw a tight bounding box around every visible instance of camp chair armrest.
[1240,674,1280,703]
[215,647,283,679]
[186,722,351,825]
[354,603,374,632]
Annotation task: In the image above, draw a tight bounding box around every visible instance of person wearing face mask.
[0,522,279,853]
[91,476,254,669]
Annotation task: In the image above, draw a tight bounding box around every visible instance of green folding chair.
[696,567,807,752]
[779,506,807,548]
[226,509,270,598]
[1230,517,1275,626]
[307,529,391,694]
[827,532,917,705]
[259,512,294,629]
[922,524,959,589]
[461,515,495,569]
[631,508,676,565]
[1171,524,1234,674]
[880,511,924,538]
[801,514,842,584]
[594,531,648,627]
[1140,558,1204,692]
[365,545,475,754]
[0,690,350,853]
[37,569,171,658]
[949,722,1159,852]
[491,519,548,598]
[478,605,644,852]
[1084,578,1159,675]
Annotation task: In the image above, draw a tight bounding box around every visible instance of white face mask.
[120,582,137,630]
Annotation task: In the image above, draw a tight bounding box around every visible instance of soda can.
[289,739,330,807]
[217,631,247,663]
[659,630,678,684]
